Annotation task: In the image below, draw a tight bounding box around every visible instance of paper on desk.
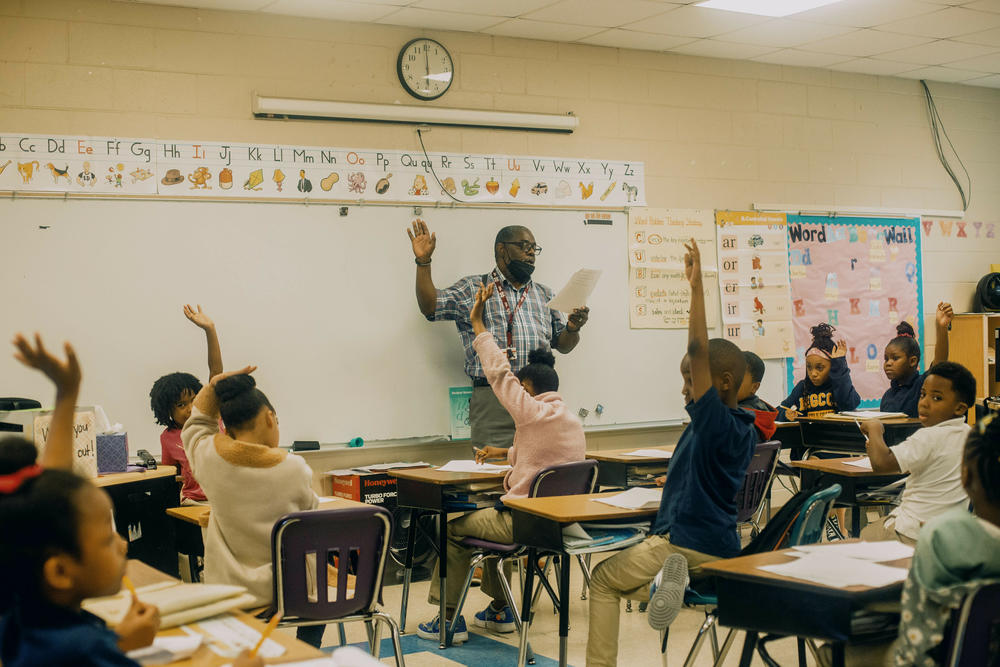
[546,268,601,313]
[127,635,203,665]
[830,411,907,420]
[196,616,286,659]
[759,552,909,588]
[843,457,873,470]
[593,486,662,510]
[620,449,674,458]
[437,460,511,473]
[791,541,914,562]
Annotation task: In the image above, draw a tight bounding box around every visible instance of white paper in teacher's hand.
[547,269,602,313]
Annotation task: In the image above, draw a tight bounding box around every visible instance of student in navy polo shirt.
[585,239,756,667]
[880,302,953,417]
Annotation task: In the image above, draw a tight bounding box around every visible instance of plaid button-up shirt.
[429,267,566,378]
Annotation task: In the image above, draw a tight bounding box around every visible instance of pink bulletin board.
[786,214,923,407]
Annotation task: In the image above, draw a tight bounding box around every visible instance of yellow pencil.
[122,575,137,598]
[250,613,282,657]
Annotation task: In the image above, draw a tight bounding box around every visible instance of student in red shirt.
[149,305,222,505]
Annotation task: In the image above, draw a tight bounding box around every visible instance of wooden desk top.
[166,497,368,527]
[389,467,508,485]
[93,466,178,488]
[791,457,906,478]
[799,415,920,426]
[701,546,911,596]
[124,561,323,665]
[504,490,660,523]
[774,422,801,429]
[586,446,675,463]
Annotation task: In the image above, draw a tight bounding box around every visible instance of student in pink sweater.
[417,283,586,643]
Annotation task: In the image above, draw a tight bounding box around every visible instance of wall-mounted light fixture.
[252,93,578,133]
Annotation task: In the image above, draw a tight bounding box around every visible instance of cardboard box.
[96,433,128,474]
[326,470,398,508]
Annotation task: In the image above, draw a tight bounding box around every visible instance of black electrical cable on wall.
[920,80,971,212]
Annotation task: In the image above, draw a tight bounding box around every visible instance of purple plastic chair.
[735,440,781,537]
[269,505,405,666]
[447,460,599,661]
[944,582,1000,667]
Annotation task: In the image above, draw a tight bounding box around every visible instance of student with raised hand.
[181,365,322,647]
[778,323,860,421]
[585,239,756,667]
[881,302,953,417]
[149,304,223,505]
[417,282,586,643]
[859,361,975,545]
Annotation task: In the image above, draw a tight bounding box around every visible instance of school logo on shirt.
[799,392,834,416]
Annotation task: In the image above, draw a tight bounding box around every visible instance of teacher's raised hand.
[407,218,436,265]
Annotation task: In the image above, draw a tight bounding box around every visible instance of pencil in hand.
[122,575,138,598]
[250,613,282,657]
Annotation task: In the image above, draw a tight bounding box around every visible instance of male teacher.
[407,219,590,448]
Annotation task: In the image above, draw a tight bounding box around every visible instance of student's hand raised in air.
[470,283,494,335]
[115,596,160,651]
[683,238,701,287]
[209,365,258,388]
[831,339,848,358]
[936,302,954,329]
[407,218,436,263]
[12,333,81,398]
[183,304,215,331]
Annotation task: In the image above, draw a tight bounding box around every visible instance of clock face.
[397,38,454,101]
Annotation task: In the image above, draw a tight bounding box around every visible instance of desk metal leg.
[738,631,758,667]
[558,553,570,667]
[518,548,537,667]
[399,509,418,633]
[851,502,861,538]
[438,513,448,649]
[831,641,846,667]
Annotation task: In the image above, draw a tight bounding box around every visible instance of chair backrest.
[271,505,392,621]
[734,440,781,524]
[946,582,1000,667]
[529,459,599,498]
[787,484,842,547]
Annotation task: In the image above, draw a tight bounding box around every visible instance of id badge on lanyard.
[491,270,528,361]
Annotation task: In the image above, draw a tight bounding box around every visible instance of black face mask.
[507,259,535,283]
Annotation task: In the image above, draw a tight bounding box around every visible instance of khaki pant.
[586,534,717,667]
[428,508,515,610]
[860,513,916,546]
[470,386,516,449]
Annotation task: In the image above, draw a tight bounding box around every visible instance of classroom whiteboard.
[0,198,723,455]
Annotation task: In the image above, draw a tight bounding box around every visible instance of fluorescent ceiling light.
[696,0,845,17]
[252,94,578,133]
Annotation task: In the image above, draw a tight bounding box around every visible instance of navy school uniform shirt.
[880,370,926,418]
[652,386,756,558]
[777,356,861,420]
[0,598,140,667]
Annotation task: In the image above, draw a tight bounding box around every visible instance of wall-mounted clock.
[397,38,454,101]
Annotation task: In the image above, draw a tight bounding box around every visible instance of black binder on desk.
[0,398,42,432]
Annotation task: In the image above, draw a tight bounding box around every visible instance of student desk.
[166,497,367,582]
[585,446,674,488]
[388,467,507,647]
[792,457,907,538]
[504,491,659,667]
[702,546,909,667]
[797,416,921,455]
[774,421,804,453]
[125,559,324,665]
[97,467,180,576]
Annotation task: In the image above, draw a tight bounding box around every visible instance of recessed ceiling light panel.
[696,0,846,18]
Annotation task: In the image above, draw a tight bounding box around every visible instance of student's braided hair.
[808,322,837,354]
[888,321,921,361]
[966,414,1000,506]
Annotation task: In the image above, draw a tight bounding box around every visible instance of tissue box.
[96,433,128,474]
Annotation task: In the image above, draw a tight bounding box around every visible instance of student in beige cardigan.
[182,366,324,646]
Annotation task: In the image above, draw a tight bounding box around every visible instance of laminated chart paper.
[628,209,718,329]
[716,211,795,359]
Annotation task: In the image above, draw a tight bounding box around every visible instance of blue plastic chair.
[943,582,1000,667]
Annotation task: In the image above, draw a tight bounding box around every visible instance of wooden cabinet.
[950,314,999,416]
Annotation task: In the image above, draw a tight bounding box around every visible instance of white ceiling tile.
[717,18,853,48]
[261,0,398,21]
[963,73,1000,86]
[577,29,695,50]
[879,39,1000,64]
[751,48,852,67]
[483,18,603,41]
[411,0,556,15]
[796,29,933,56]
[624,5,767,38]
[523,0,673,27]
[375,7,503,31]
[964,0,1000,12]
[827,58,922,75]
[793,0,942,28]
[895,65,990,81]
[876,7,1000,39]
[670,38,778,59]
[955,26,1000,45]
[947,49,1000,69]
